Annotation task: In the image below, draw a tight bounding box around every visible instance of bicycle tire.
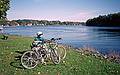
[21,51,38,69]
[50,49,61,64]
[56,45,66,60]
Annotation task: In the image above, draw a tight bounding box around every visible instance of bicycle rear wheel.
[21,51,38,69]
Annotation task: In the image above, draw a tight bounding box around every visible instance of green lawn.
[0,35,120,75]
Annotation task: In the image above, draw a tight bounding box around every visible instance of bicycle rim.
[21,51,38,69]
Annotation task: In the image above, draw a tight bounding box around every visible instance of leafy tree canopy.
[0,0,10,20]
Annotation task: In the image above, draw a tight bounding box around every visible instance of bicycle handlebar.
[32,38,62,44]
[51,38,62,41]
[45,38,62,43]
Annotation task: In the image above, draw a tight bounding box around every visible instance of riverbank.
[0,35,120,75]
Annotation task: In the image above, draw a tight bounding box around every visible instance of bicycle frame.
[31,39,58,61]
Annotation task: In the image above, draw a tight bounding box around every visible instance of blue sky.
[7,0,120,22]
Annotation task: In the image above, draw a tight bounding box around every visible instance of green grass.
[0,35,120,75]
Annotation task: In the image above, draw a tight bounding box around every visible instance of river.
[3,25,120,54]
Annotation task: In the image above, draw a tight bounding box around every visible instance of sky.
[7,0,120,22]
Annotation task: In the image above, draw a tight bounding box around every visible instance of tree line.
[86,12,120,27]
[2,19,82,26]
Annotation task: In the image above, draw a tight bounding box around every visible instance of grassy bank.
[0,35,120,75]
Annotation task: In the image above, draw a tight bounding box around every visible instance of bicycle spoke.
[21,51,38,69]
[22,57,28,61]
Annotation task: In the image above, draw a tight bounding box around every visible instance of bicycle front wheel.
[21,51,38,69]
[55,45,66,60]
[51,49,61,64]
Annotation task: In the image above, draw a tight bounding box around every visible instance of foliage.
[86,12,120,27]
[0,0,10,26]
[0,0,10,20]
[0,19,9,25]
